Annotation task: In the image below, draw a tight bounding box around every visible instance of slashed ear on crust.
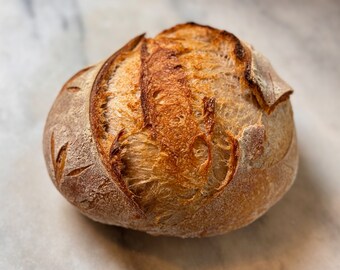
[158,22,293,115]
[245,46,293,114]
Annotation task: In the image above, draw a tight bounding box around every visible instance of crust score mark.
[139,37,241,206]
[90,34,146,216]
[140,39,214,192]
[50,132,92,186]
[50,132,68,186]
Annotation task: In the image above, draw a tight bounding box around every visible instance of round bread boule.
[43,23,298,238]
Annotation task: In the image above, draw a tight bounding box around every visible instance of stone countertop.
[1,0,340,269]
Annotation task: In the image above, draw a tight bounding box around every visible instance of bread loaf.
[43,23,298,237]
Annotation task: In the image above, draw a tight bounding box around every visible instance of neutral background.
[1,0,340,269]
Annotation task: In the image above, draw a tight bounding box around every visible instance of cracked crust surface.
[43,23,298,237]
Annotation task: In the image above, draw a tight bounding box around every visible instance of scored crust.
[43,22,298,237]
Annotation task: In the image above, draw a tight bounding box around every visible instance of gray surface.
[1,0,340,269]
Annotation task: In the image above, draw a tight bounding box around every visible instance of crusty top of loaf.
[86,22,294,225]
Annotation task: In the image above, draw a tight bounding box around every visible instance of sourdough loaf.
[43,23,298,237]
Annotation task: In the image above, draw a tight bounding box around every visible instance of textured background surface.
[1,0,340,269]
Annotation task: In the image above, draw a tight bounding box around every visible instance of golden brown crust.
[43,62,144,226]
[203,97,216,134]
[43,23,298,237]
[90,34,146,216]
[60,66,94,94]
[244,48,293,113]
[215,131,240,192]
